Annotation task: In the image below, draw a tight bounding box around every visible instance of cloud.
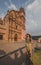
[27,0,39,10]
[0,8,6,19]
[0,0,17,19]
[25,0,41,35]
[0,13,5,19]
[4,0,17,10]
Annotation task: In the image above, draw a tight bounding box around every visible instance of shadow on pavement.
[0,48,34,65]
[25,51,34,65]
[0,47,25,65]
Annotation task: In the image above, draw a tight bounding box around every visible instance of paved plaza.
[0,41,26,65]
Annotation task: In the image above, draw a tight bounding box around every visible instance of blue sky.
[0,0,41,36]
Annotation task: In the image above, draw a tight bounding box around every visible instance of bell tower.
[19,8,25,41]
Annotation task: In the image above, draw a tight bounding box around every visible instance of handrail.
[0,46,26,59]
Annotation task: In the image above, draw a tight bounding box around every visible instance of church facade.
[0,8,25,42]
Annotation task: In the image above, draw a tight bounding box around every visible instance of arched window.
[14,34,17,41]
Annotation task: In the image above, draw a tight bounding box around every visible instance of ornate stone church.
[0,8,25,42]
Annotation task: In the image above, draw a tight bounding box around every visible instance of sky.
[0,0,41,36]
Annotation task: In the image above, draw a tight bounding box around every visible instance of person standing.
[25,33,33,59]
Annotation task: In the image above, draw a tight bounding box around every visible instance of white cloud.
[25,0,41,35]
[0,13,5,19]
[0,8,5,19]
[0,0,17,19]
[27,0,39,10]
[4,0,17,10]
